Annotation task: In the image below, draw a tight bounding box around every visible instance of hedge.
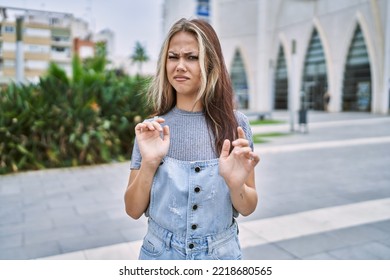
[0,58,151,174]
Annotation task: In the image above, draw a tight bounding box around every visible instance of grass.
[252,132,290,144]
[248,118,289,143]
[249,119,285,126]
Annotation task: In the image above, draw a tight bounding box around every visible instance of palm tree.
[130,41,149,76]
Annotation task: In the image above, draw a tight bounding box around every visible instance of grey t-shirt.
[130,107,253,169]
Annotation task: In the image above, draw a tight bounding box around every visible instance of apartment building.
[0,6,105,84]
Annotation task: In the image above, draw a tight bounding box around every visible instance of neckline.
[172,106,205,116]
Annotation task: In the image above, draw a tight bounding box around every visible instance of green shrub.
[0,58,151,174]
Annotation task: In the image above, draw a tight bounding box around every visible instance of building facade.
[0,6,113,84]
[162,0,390,114]
[0,7,75,83]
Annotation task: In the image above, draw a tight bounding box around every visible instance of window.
[52,46,65,52]
[4,25,15,33]
[342,25,371,112]
[25,44,50,53]
[51,46,70,54]
[274,45,288,109]
[4,59,15,68]
[301,29,328,111]
[230,49,249,109]
[49,17,60,26]
[51,46,71,59]
[52,35,70,42]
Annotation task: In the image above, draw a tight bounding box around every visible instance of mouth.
[173,76,189,82]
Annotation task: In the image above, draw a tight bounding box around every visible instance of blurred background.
[1,0,389,113]
[0,0,389,260]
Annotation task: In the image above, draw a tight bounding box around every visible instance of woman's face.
[166,31,201,104]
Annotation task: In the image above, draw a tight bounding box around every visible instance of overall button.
[194,186,201,193]
[188,243,194,249]
[191,224,197,230]
[192,204,198,210]
[194,166,201,173]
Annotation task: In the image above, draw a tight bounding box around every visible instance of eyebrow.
[168,51,199,56]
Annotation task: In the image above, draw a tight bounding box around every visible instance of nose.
[176,58,186,72]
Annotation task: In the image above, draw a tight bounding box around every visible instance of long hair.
[147,18,238,155]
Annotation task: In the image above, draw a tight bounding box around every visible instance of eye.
[168,54,178,60]
[188,55,199,61]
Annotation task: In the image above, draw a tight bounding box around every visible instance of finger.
[220,139,231,159]
[154,117,165,124]
[162,125,170,142]
[249,152,260,165]
[135,123,147,134]
[237,126,246,139]
[145,120,163,131]
[232,138,249,147]
[152,117,165,131]
[151,121,163,131]
[234,146,252,156]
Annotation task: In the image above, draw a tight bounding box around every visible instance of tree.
[130,41,149,76]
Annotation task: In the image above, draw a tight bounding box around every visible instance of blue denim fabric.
[139,218,241,260]
[139,156,241,260]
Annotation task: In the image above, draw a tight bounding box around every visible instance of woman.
[124,18,260,260]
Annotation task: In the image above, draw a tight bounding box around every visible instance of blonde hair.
[147,18,238,155]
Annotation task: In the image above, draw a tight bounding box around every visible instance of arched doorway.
[230,49,249,109]
[301,29,328,111]
[342,25,371,112]
[273,45,288,109]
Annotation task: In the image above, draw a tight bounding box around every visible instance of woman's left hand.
[219,127,260,190]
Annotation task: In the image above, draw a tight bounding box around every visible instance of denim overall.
[139,156,241,260]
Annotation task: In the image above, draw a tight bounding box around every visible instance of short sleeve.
[235,111,254,151]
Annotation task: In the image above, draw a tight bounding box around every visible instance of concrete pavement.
[0,110,389,260]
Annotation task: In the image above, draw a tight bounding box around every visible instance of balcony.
[51,50,71,62]
[51,36,71,47]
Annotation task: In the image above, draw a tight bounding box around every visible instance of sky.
[0,0,164,59]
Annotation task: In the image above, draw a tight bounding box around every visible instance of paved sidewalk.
[1,111,390,260]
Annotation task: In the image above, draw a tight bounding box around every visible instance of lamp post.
[289,39,296,132]
[15,16,24,84]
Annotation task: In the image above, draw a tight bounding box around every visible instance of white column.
[382,0,390,114]
[255,0,270,112]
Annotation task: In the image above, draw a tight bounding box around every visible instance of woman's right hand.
[135,117,170,168]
